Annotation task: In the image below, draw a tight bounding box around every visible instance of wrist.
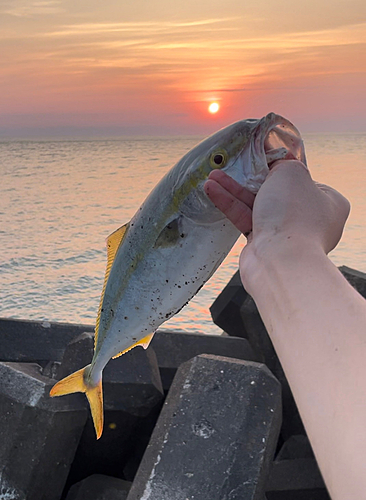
[240,234,327,297]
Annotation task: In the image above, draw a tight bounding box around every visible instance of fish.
[50,112,306,438]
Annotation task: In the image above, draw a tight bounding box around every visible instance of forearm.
[243,241,366,500]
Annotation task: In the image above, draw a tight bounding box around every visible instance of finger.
[204,179,253,234]
[208,169,255,209]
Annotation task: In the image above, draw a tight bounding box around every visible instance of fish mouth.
[246,113,307,192]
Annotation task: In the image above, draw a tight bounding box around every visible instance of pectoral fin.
[112,332,155,359]
[95,223,130,347]
[154,216,184,248]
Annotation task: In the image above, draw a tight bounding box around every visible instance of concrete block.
[65,345,164,486]
[57,332,95,380]
[209,270,248,337]
[66,474,131,500]
[266,435,328,500]
[150,329,256,390]
[266,489,330,500]
[276,435,314,460]
[0,317,94,363]
[0,361,87,500]
[267,458,325,492]
[339,265,366,298]
[127,354,282,500]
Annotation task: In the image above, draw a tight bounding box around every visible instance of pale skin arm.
[205,162,366,500]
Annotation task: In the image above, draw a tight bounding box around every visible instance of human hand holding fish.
[204,158,350,294]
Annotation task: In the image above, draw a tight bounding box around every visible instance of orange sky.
[1,0,366,137]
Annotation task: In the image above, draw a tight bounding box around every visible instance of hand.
[205,160,350,254]
[205,160,350,292]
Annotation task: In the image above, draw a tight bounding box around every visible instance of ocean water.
[0,133,365,334]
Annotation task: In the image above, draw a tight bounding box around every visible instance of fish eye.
[209,150,228,169]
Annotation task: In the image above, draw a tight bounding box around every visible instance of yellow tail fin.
[49,366,104,439]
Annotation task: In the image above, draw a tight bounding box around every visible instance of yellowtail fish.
[50,113,306,438]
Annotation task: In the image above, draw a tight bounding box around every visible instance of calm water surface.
[0,134,365,333]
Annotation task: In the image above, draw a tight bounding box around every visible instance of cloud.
[0,0,64,17]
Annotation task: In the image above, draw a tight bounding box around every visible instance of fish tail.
[49,364,104,439]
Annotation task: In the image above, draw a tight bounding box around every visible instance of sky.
[1,0,366,137]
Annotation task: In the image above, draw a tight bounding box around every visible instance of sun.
[208,102,220,114]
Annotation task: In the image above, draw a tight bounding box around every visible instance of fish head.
[223,112,306,193]
[178,113,306,223]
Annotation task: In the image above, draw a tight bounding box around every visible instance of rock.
[127,354,282,500]
[209,271,248,337]
[266,491,330,500]
[266,434,328,499]
[276,435,314,460]
[267,458,325,491]
[0,362,87,500]
[0,317,94,363]
[57,332,95,380]
[150,329,256,391]
[65,474,131,500]
[339,265,366,298]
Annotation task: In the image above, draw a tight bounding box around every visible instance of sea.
[0,133,365,334]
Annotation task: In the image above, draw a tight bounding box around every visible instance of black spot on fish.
[124,316,128,320]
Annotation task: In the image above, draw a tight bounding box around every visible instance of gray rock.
[0,362,87,500]
[0,317,94,363]
[209,270,248,337]
[276,435,314,461]
[339,265,366,298]
[57,332,95,380]
[266,435,328,499]
[266,489,330,500]
[150,329,256,390]
[127,354,282,500]
[66,474,131,500]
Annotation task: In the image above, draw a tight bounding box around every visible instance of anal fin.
[112,332,155,359]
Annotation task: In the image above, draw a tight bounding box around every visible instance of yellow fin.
[85,380,103,439]
[112,332,155,359]
[50,366,104,440]
[95,223,130,348]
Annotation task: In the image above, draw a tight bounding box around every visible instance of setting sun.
[208,102,220,114]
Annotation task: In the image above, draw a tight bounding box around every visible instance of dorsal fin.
[94,223,129,348]
[112,332,155,359]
